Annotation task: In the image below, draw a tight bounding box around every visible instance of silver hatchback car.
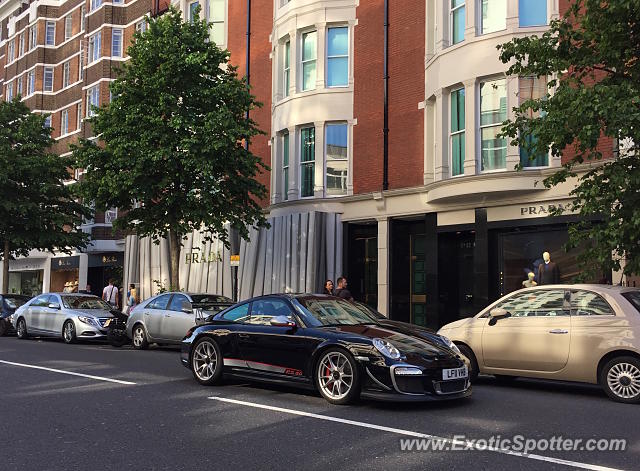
[12,293,115,344]
[126,292,232,349]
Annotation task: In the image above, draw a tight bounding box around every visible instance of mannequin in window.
[538,251,559,285]
[522,271,537,288]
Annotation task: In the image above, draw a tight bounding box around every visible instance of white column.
[78,253,88,292]
[424,99,435,183]
[506,76,520,171]
[433,88,449,180]
[270,136,280,204]
[436,0,446,49]
[465,0,476,40]
[377,217,389,317]
[313,121,325,198]
[287,125,298,200]
[315,23,326,90]
[288,29,297,96]
[463,78,477,176]
[43,256,51,293]
[347,121,355,195]
[506,0,519,29]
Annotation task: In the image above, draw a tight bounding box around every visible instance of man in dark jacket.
[334,276,354,301]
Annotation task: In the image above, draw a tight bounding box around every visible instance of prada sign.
[487,200,576,223]
[520,202,573,216]
[185,251,222,264]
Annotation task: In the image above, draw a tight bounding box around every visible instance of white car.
[13,293,115,344]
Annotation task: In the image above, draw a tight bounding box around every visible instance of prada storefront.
[346,199,596,331]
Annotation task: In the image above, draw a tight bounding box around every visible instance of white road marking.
[0,360,136,385]
[209,396,622,471]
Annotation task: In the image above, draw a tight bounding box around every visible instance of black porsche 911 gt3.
[181,294,471,404]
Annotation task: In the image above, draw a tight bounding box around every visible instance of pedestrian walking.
[323,280,334,295]
[126,284,138,315]
[79,283,93,295]
[102,278,119,309]
[334,276,354,301]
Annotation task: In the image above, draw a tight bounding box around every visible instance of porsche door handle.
[549,329,569,334]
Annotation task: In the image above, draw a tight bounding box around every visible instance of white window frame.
[478,77,508,172]
[301,30,317,92]
[43,67,54,92]
[89,32,101,64]
[44,115,52,128]
[111,28,123,57]
[63,61,71,88]
[29,25,37,50]
[282,131,289,200]
[77,101,83,128]
[45,21,56,46]
[16,76,23,96]
[79,48,84,80]
[105,208,118,224]
[81,6,86,31]
[207,0,226,45]
[450,0,465,45]
[282,39,290,98]
[326,26,349,88]
[136,20,147,34]
[6,82,13,101]
[61,109,69,135]
[27,71,35,95]
[8,40,14,61]
[87,85,100,116]
[479,0,507,35]
[65,14,73,40]
[324,123,349,197]
[18,33,24,56]
[449,87,466,177]
[300,126,316,198]
[90,0,102,12]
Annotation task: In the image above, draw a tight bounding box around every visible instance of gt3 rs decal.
[224,358,301,376]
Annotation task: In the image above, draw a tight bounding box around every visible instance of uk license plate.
[442,366,468,380]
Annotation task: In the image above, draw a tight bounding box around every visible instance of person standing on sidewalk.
[323,280,334,295]
[102,279,119,309]
[334,277,354,302]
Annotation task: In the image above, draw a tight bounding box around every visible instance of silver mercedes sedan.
[126,292,232,349]
[12,293,115,344]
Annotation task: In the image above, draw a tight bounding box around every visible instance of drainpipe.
[245,0,251,154]
[383,0,389,191]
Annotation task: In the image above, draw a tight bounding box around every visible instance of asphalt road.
[1,336,638,471]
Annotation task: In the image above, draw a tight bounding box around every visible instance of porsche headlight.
[438,335,461,354]
[372,338,401,360]
[78,316,96,326]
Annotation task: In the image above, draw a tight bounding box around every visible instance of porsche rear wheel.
[316,348,361,405]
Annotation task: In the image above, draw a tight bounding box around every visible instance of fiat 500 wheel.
[191,338,223,386]
[601,356,640,404]
[316,348,361,405]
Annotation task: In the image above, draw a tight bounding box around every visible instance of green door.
[410,234,427,326]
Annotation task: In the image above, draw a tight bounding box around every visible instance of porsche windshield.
[62,296,112,310]
[296,298,377,326]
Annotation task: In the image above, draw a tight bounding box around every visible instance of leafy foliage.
[73,8,268,289]
[0,99,92,289]
[498,0,640,279]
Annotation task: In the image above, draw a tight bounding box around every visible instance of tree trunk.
[2,240,9,294]
[168,229,180,291]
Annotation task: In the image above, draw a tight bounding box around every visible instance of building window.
[519,0,547,27]
[451,0,465,45]
[8,40,14,61]
[450,88,465,176]
[480,0,507,34]
[519,76,548,167]
[44,115,51,128]
[27,71,35,95]
[79,49,84,80]
[62,109,69,135]
[112,28,123,57]
[81,6,86,31]
[300,127,315,197]
[208,0,225,45]
[65,15,73,40]
[136,20,147,34]
[89,32,101,63]
[29,26,37,50]
[90,0,102,12]
[280,0,290,6]
[63,61,71,88]
[43,67,54,92]
[87,85,100,116]
[77,102,83,128]
[16,76,23,96]
[283,40,290,97]
[190,1,199,22]
[6,83,13,101]
[19,33,24,56]
[113,0,124,4]
[45,21,55,46]
[327,27,348,87]
[282,132,289,201]
[479,78,507,171]
[301,31,317,91]
[325,123,348,196]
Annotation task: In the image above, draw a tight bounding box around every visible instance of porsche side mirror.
[270,315,296,328]
[488,308,511,326]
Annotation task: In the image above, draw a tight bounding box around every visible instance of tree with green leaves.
[73,7,268,290]
[498,0,640,281]
[0,98,92,293]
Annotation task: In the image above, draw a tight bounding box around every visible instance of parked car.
[438,285,640,403]
[12,293,116,343]
[0,294,30,336]
[127,292,233,349]
[181,294,470,404]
